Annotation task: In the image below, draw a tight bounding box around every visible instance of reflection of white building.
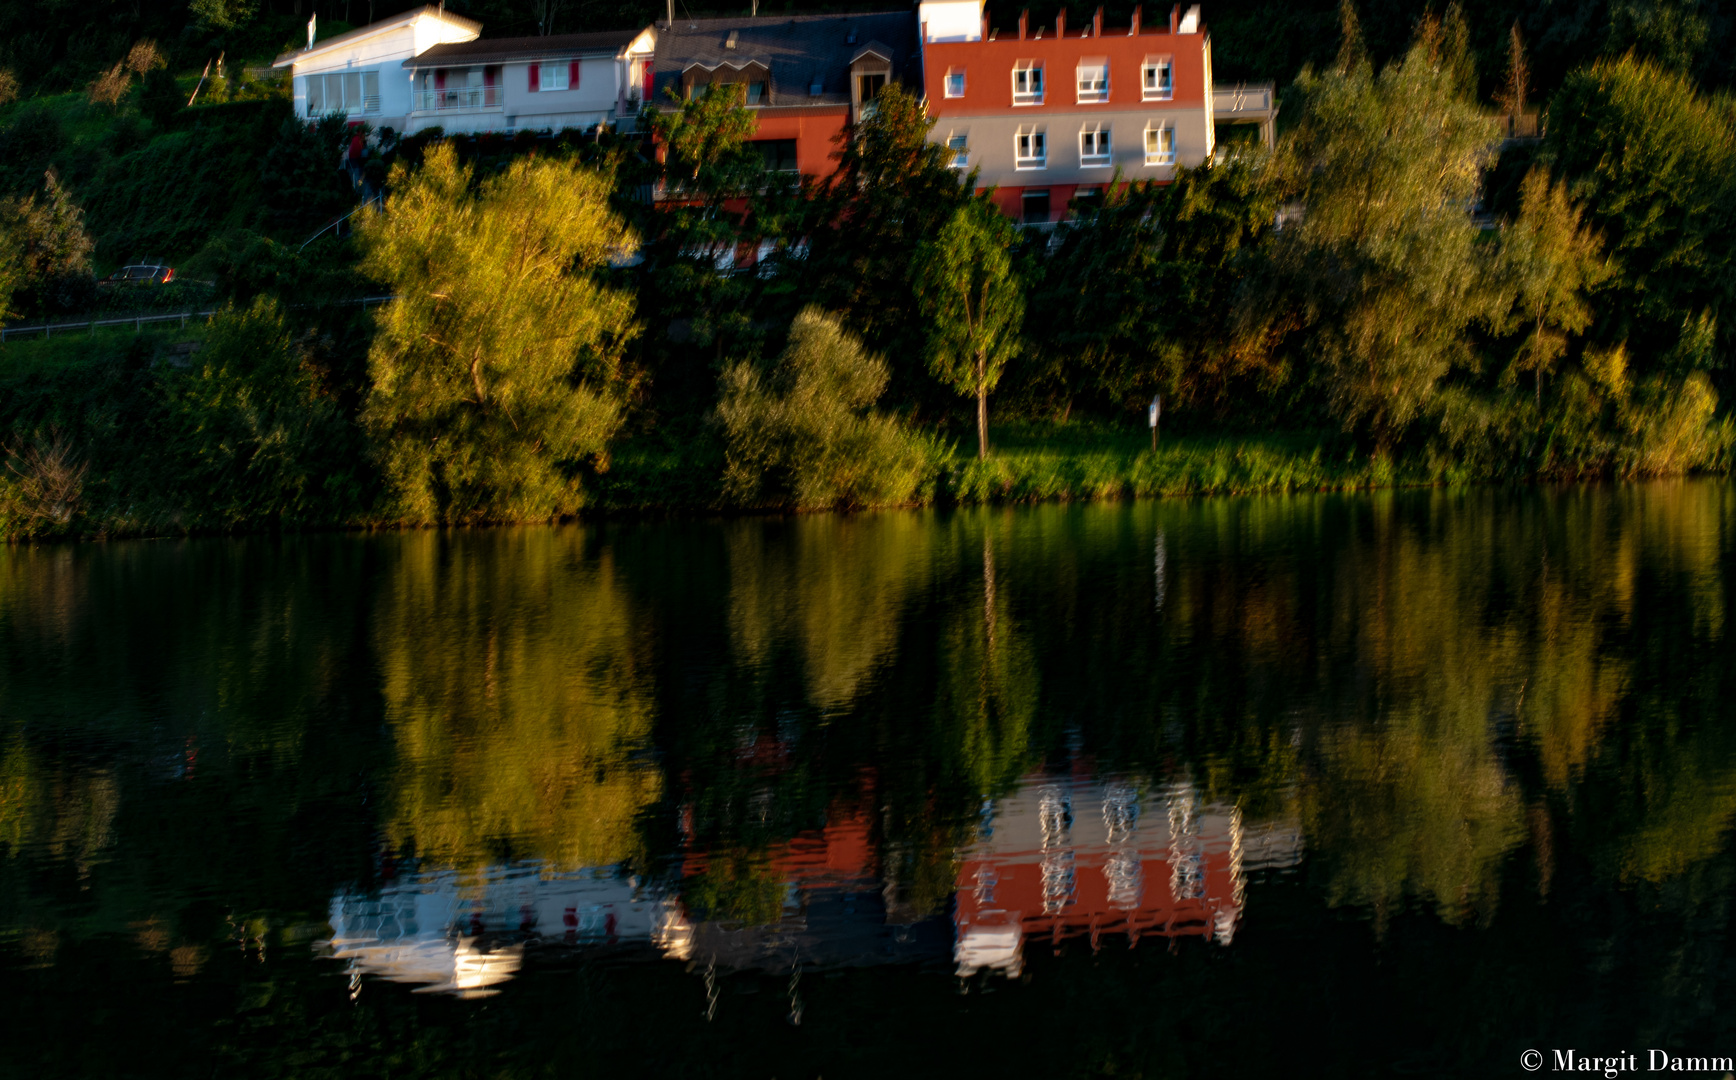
[323,864,677,997]
[954,775,1302,977]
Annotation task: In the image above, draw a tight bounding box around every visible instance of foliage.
[1275,10,1503,452]
[716,308,937,509]
[911,198,1026,459]
[156,297,368,527]
[0,432,88,540]
[1544,56,1736,379]
[641,83,760,200]
[1493,168,1611,401]
[1027,155,1286,419]
[357,143,637,524]
[0,167,95,319]
[805,83,970,400]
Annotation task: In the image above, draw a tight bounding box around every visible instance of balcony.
[1211,82,1277,149]
[413,86,503,113]
[1212,82,1274,117]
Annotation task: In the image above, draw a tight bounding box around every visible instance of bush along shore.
[4,4,1736,539]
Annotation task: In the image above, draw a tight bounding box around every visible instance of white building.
[270,7,656,137]
[403,29,657,135]
[270,5,483,133]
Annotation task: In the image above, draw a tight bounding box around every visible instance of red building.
[919,1,1275,223]
[953,774,1298,976]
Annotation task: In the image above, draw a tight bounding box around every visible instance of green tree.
[1498,168,1611,404]
[642,83,760,199]
[1544,56,1735,378]
[0,168,95,319]
[716,307,935,509]
[1029,155,1284,418]
[1275,10,1502,453]
[807,84,970,376]
[158,297,366,527]
[356,143,637,524]
[911,198,1025,459]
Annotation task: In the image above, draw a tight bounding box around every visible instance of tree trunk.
[976,355,989,459]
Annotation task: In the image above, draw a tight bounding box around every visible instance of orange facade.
[751,106,850,179]
[920,9,1209,117]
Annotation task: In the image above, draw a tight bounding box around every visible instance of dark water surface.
[5,484,1736,1077]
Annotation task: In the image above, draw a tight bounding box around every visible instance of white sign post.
[1148,395,1161,451]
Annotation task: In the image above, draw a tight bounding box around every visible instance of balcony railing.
[413,86,503,112]
[1211,83,1275,116]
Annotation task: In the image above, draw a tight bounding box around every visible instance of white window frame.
[539,62,569,91]
[945,69,966,98]
[1144,122,1175,166]
[1076,60,1109,104]
[1012,62,1044,105]
[1015,125,1046,169]
[306,70,381,115]
[1143,57,1173,100]
[946,132,969,169]
[1079,123,1111,167]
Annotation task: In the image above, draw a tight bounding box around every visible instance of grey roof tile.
[650,10,917,108]
[405,29,646,67]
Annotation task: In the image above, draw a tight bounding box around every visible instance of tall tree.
[356,143,637,523]
[1274,10,1502,453]
[1498,168,1610,404]
[911,198,1025,459]
[1545,56,1736,380]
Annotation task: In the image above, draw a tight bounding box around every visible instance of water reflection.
[3,484,1736,1072]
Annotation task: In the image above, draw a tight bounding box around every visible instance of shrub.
[717,307,939,509]
[0,432,88,540]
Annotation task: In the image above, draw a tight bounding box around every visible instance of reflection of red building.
[953,775,1297,976]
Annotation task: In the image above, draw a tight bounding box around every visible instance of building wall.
[922,12,1214,221]
[290,16,479,130]
[940,105,1210,190]
[497,55,622,129]
[752,107,850,178]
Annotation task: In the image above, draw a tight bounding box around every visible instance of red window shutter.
[435,68,446,90]
[529,64,539,92]
[569,59,580,88]
[484,66,497,88]
[642,61,653,97]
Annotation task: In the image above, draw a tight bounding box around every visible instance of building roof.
[651,10,917,109]
[272,4,482,67]
[405,28,648,68]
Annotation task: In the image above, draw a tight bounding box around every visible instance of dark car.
[100,264,175,286]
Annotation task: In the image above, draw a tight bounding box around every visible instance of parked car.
[100,264,175,286]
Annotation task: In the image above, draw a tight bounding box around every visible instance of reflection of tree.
[374,530,660,871]
[725,512,934,713]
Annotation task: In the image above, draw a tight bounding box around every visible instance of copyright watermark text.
[1520,1050,1734,1076]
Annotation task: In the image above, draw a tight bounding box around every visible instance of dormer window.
[1012,62,1043,105]
[1143,57,1173,100]
[747,80,767,104]
[1076,60,1108,104]
[725,30,739,49]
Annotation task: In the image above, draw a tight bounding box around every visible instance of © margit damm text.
[1521,1049,1735,1076]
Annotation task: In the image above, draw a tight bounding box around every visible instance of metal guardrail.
[1,310,216,342]
[1,296,399,342]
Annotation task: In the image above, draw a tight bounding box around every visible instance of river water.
[3,483,1734,1076]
